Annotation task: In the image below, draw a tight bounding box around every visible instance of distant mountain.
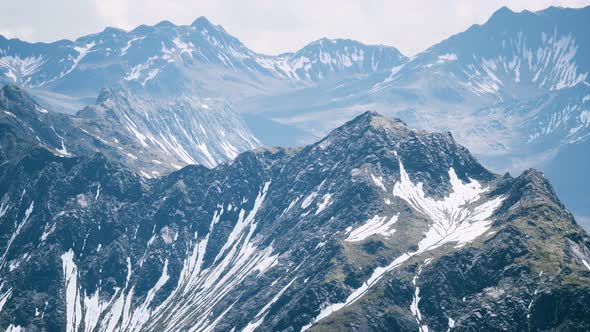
[379,6,589,97]
[262,38,407,81]
[0,18,406,102]
[255,5,590,136]
[0,84,259,175]
[78,87,260,172]
[0,111,589,331]
[0,17,280,100]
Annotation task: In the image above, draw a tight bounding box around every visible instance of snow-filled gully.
[411,258,432,332]
[303,155,506,330]
[60,182,279,332]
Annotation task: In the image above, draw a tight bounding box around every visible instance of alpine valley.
[0,4,589,332]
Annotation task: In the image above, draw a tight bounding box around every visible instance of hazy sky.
[1,0,589,56]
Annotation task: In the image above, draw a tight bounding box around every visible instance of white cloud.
[0,26,35,40]
[92,0,133,30]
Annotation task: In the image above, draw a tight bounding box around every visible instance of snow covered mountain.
[77,87,260,173]
[254,6,590,138]
[0,111,589,331]
[0,84,259,175]
[376,6,589,98]
[1,7,586,155]
[0,17,406,106]
[260,38,407,81]
[0,17,281,102]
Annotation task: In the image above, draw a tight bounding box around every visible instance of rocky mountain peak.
[100,26,126,36]
[95,87,115,104]
[154,20,176,28]
[488,5,515,20]
[508,168,568,209]
[191,16,214,28]
[320,111,413,145]
[95,87,132,104]
[367,111,410,131]
[86,87,136,118]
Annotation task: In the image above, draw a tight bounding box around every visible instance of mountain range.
[0,17,406,110]
[0,111,589,331]
[1,7,590,330]
[0,6,587,228]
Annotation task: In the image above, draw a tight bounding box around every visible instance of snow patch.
[61,250,82,332]
[315,193,333,215]
[304,156,505,328]
[0,54,45,85]
[345,214,398,242]
[437,53,458,63]
[301,192,317,209]
[370,173,387,191]
[411,258,432,332]
[56,140,71,156]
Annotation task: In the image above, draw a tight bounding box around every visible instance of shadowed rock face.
[0,111,588,331]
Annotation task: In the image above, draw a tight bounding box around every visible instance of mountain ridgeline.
[0,17,407,103]
[0,111,589,331]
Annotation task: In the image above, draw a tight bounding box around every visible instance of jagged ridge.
[0,111,588,331]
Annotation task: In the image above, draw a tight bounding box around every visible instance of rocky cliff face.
[0,111,588,331]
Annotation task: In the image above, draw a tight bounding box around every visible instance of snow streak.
[345,214,398,242]
[57,182,280,331]
[304,155,505,329]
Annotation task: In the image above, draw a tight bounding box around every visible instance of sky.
[1,0,589,56]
